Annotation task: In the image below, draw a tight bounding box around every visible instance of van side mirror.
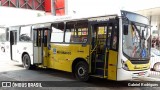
[123,25,128,35]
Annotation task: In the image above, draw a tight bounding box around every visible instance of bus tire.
[74,61,89,81]
[22,54,31,70]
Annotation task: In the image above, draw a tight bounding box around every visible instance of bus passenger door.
[90,20,118,80]
[107,22,119,80]
[33,29,43,64]
[91,23,108,77]
[10,30,17,60]
[33,28,50,66]
[42,29,50,66]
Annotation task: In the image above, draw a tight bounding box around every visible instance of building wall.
[0,0,65,16]
[0,0,45,11]
[55,0,65,16]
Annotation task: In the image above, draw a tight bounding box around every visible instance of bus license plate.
[139,72,145,76]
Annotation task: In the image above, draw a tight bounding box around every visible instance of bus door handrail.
[90,44,97,54]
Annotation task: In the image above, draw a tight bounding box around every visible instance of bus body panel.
[43,47,49,67]
[117,68,150,81]
[16,42,33,64]
[2,10,151,81]
[108,50,118,80]
[4,41,10,58]
[47,43,90,72]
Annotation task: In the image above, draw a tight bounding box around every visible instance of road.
[0,51,160,90]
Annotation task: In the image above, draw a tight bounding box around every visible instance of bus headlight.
[121,60,129,70]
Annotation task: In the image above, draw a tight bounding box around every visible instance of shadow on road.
[1,65,159,87]
[0,65,126,87]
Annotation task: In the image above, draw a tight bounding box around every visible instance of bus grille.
[130,60,150,64]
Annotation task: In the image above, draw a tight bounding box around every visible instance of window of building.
[19,26,32,42]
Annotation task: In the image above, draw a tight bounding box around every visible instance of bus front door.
[91,24,108,78]
[33,28,50,66]
[91,21,118,80]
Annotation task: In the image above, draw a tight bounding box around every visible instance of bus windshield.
[121,11,151,59]
[123,22,150,59]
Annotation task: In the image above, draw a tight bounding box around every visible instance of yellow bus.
[4,10,151,81]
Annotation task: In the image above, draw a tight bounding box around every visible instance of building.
[0,0,65,16]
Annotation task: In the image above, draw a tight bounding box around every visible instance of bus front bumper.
[117,68,149,81]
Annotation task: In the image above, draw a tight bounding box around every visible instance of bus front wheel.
[74,61,89,81]
[22,54,31,70]
[153,62,160,71]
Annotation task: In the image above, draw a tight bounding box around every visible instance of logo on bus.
[53,48,57,54]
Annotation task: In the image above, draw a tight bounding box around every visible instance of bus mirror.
[123,25,128,35]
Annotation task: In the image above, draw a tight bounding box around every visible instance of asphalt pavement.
[0,51,160,90]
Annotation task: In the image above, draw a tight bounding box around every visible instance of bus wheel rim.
[78,67,85,76]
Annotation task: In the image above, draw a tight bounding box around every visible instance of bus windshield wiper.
[131,22,142,39]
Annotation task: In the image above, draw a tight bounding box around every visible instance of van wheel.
[22,54,31,70]
[153,62,160,71]
[74,61,89,81]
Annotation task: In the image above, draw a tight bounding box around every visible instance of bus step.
[94,68,108,76]
[90,75,104,78]
[95,68,104,75]
[96,68,104,70]
[90,75,107,78]
[96,62,104,68]
[95,68,107,71]
[96,59,104,62]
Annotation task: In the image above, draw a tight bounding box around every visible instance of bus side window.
[19,26,32,42]
[6,28,9,41]
[111,25,118,50]
[51,22,64,43]
[44,30,48,47]
[65,20,88,43]
[107,25,112,48]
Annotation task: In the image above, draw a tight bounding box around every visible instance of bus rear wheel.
[22,54,31,70]
[74,61,89,81]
